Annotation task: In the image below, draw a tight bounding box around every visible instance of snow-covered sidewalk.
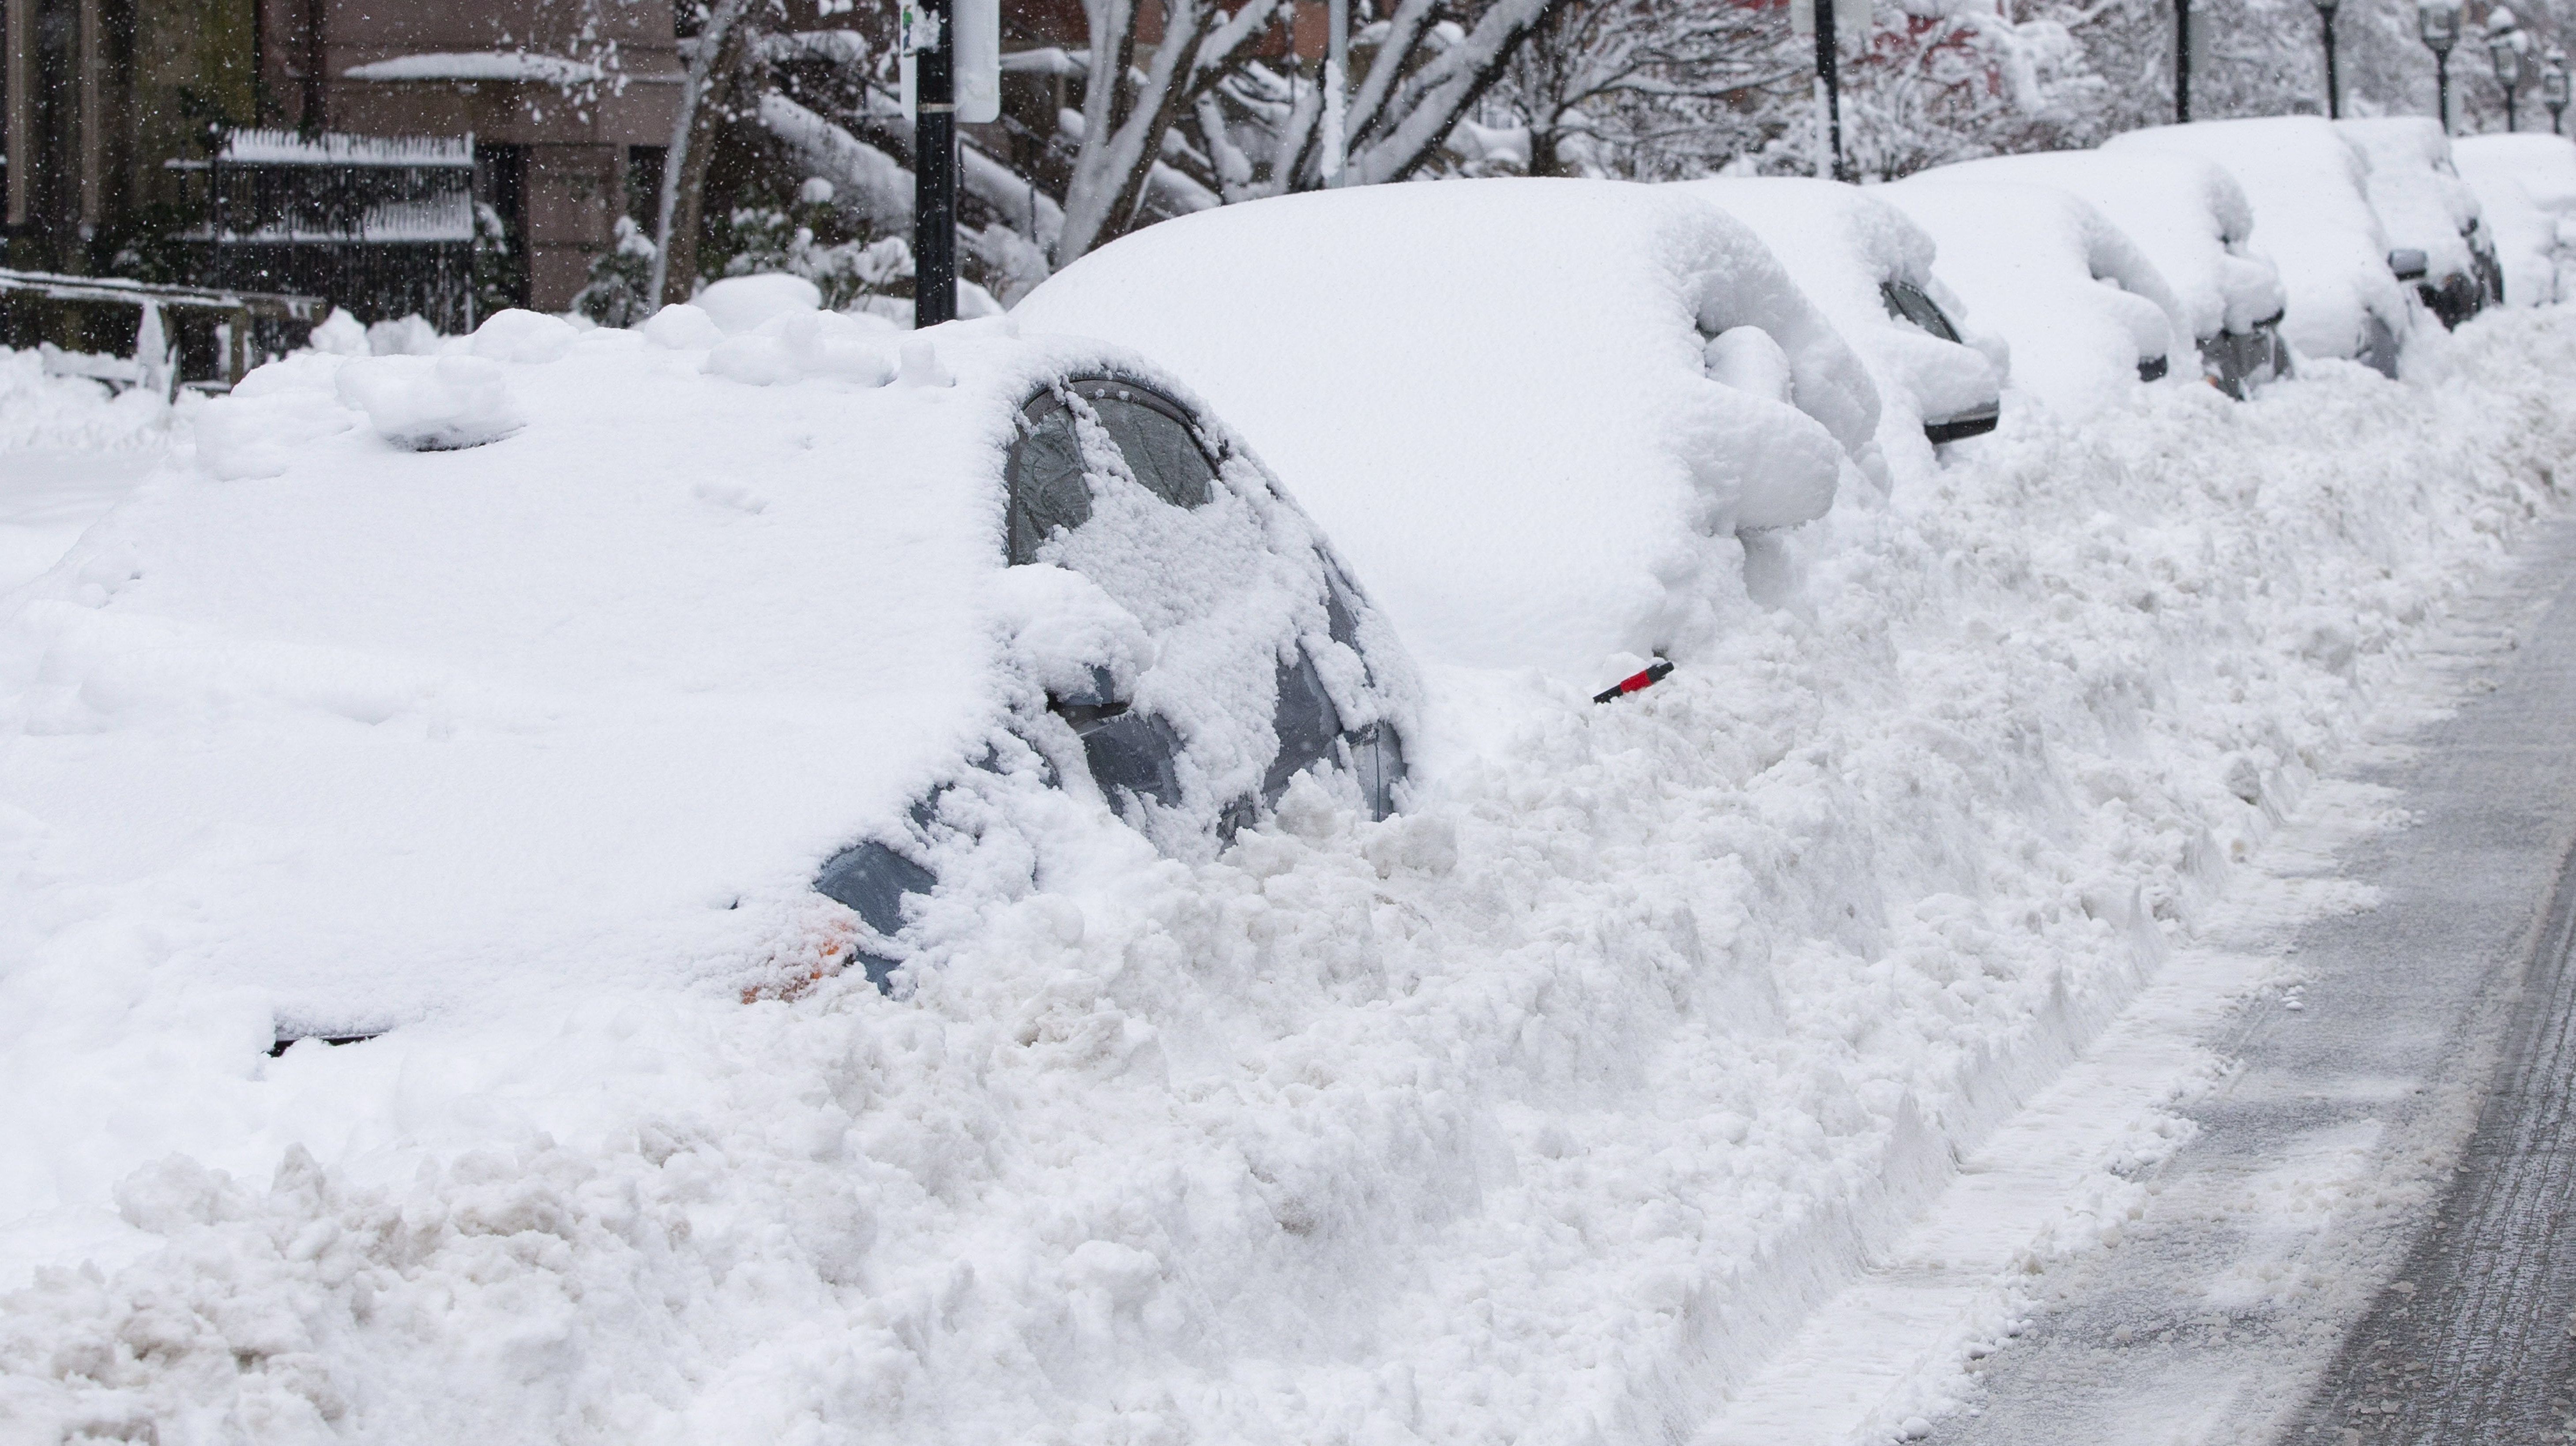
[5,314,2576,1444]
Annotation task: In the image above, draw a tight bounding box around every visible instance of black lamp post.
[2547,46,2571,133]
[2421,0,2463,134]
[2315,0,2342,118]
[2490,9,2531,131]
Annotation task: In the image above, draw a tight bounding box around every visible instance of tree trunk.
[654,0,762,305]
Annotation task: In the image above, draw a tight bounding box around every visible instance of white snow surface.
[1669,177,2007,488]
[2111,118,2413,364]
[2454,133,2576,306]
[6,272,2576,1446]
[1918,148,2286,345]
[2337,117,2484,289]
[1881,178,2190,422]
[1016,179,1883,688]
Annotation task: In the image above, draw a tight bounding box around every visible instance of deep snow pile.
[3,303,2576,1445]
[0,348,174,453]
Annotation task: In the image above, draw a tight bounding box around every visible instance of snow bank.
[2454,133,2576,306]
[1670,177,2006,487]
[1919,148,2285,346]
[2112,118,2413,369]
[0,348,172,453]
[7,301,2574,1446]
[1882,178,2190,421]
[1021,179,1883,689]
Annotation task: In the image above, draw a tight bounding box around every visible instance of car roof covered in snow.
[1667,177,2006,483]
[2109,117,2409,364]
[1880,177,2190,421]
[1918,147,2285,343]
[1015,177,1878,687]
[0,308,1359,1036]
[2338,117,2484,285]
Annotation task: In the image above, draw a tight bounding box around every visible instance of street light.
[2546,46,2571,133]
[2420,0,2464,134]
[2489,8,2533,131]
[2314,0,2342,119]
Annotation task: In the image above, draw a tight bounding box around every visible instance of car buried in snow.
[0,301,1418,1048]
[2109,117,2420,379]
[1879,176,2193,421]
[1666,177,2008,481]
[1917,147,2292,399]
[2339,116,2505,328]
[1015,177,1884,693]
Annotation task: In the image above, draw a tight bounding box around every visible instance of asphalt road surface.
[1933,517,2576,1445]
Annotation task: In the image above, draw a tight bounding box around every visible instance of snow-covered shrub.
[573,217,659,328]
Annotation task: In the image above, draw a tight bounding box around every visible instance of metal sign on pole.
[903,0,997,328]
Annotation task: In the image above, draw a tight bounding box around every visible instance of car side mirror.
[2388,248,2430,282]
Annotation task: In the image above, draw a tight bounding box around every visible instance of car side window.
[1004,379,1216,564]
[1880,281,1963,344]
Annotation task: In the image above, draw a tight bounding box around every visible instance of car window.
[1005,379,1215,564]
[1086,390,1215,511]
[1879,281,1963,343]
[1005,405,1092,566]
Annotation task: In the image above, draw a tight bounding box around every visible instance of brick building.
[4,0,684,311]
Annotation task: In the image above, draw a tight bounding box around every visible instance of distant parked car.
[2339,117,2503,327]
[2110,117,2418,378]
[1670,177,2005,480]
[0,304,1419,1036]
[1019,178,1882,690]
[1880,177,2190,420]
[2453,133,2576,306]
[1919,148,2291,398]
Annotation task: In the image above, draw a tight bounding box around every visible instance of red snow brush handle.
[1593,660,1674,704]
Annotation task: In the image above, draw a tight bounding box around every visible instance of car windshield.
[1880,280,1963,343]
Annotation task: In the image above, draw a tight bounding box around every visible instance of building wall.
[0,0,682,311]
[310,0,685,309]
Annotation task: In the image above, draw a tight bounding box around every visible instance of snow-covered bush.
[573,217,660,328]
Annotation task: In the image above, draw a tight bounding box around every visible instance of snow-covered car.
[2339,116,2503,327]
[1017,179,1882,689]
[2110,117,2417,378]
[1879,177,2190,420]
[0,304,1419,1039]
[2453,133,2576,307]
[1918,148,2291,398]
[1670,177,2005,477]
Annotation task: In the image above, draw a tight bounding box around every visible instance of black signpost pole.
[912,0,958,330]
